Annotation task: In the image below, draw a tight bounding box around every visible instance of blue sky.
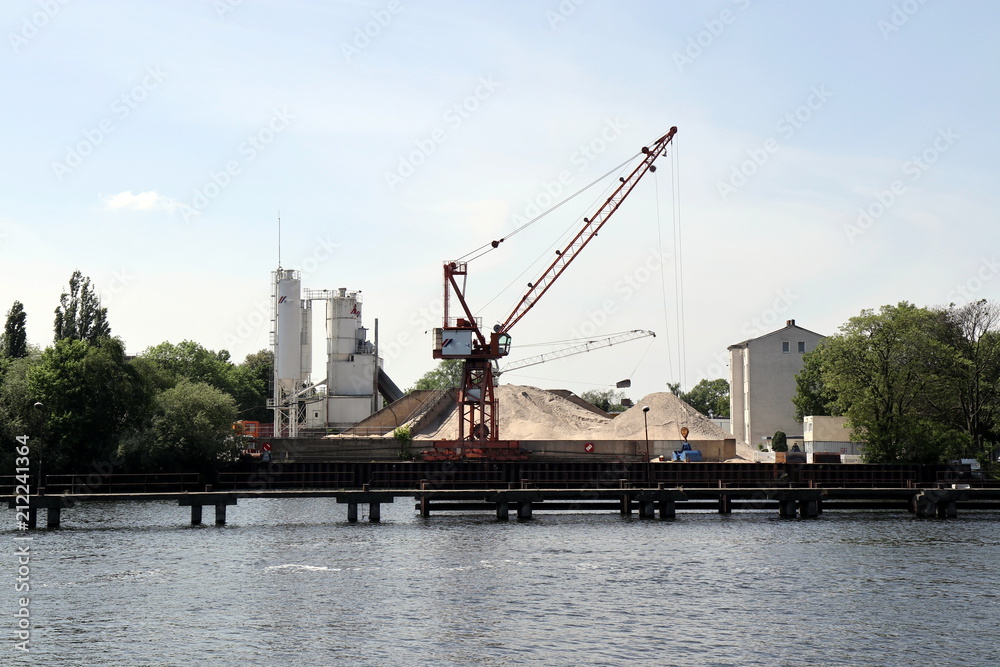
[2,0,998,401]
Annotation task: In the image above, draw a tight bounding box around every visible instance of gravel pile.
[596,391,732,441]
[413,385,730,441]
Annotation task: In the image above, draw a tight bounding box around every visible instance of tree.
[1,301,28,359]
[580,388,626,412]
[679,378,730,418]
[0,353,42,474]
[53,270,110,344]
[137,340,236,395]
[793,344,838,422]
[409,359,464,391]
[27,337,147,472]
[934,300,1000,464]
[772,430,788,452]
[118,380,239,474]
[819,302,958,463]
[229,349,273,422]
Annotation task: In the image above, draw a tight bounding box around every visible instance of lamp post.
[642,406,651,486]
[32,402,44,495]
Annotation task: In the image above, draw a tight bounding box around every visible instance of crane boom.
[498,127,677,334]
[498,330,655,375]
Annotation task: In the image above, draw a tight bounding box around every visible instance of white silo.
[323,288,379,427]
[274,269,302,389]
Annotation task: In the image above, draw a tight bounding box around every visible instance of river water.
[5,499,999,666]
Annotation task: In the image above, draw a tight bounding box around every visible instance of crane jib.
[498,127,677,334]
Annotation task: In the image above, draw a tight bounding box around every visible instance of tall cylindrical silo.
[275,269,302,389]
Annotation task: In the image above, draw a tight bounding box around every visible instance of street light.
[642,406,651,486]
[32,402,44,495]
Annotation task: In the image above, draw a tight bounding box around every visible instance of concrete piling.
[658,499,676,519]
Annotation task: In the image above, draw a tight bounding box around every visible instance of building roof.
[728,319,825,350]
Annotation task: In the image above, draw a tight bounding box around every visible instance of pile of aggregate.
[412,385,731,441]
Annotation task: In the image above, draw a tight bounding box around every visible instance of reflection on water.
[5,500,1000,666]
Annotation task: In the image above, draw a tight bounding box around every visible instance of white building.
[803,415,865,461]
[728,319,825,448]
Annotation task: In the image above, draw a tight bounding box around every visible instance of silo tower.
[271,268,311,436]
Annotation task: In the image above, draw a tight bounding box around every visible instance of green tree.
[793,344,838,421]
[118,380,238,473]
[228,349,273,422]
[935,300,1000,464]
[0,353,42,474]
[1,301,28,359]
[679,378,730,418]
[53,270,110,344]
[27,337,147,472]
[820,302,958,463]
[580,388,626,412]
[409,359,464,391]
[772,430,788,452]
[138,340,237,395]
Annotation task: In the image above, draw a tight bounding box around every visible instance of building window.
[782,341,790,353]
[798,341,806,353]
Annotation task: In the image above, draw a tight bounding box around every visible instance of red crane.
[429,127,678,460]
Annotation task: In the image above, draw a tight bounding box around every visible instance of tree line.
[0,271,273,478]
[794,300,1000,466]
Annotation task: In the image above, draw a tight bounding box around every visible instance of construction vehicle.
[428,128,678,460]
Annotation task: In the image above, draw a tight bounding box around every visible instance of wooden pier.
[6,484,1000,528]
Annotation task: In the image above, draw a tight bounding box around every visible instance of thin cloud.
[102,190,183,212]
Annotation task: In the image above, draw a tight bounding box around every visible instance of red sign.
[584,443,594,453]
[262,443,272,452]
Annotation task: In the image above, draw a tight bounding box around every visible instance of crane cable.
[474,154,639,316]
[672,137,688,390]
[454,152,641,264]
[653,168,675,385]
[626,336,657,380]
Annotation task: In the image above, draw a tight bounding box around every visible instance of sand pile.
[413,384,611,440]
[597,392,732,441]
[412,385,731,441]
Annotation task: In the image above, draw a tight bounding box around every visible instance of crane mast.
[430,128,677,460]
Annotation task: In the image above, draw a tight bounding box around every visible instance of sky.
[2,0,999,403]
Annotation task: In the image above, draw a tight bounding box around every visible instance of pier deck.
[6,485,1000,528]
